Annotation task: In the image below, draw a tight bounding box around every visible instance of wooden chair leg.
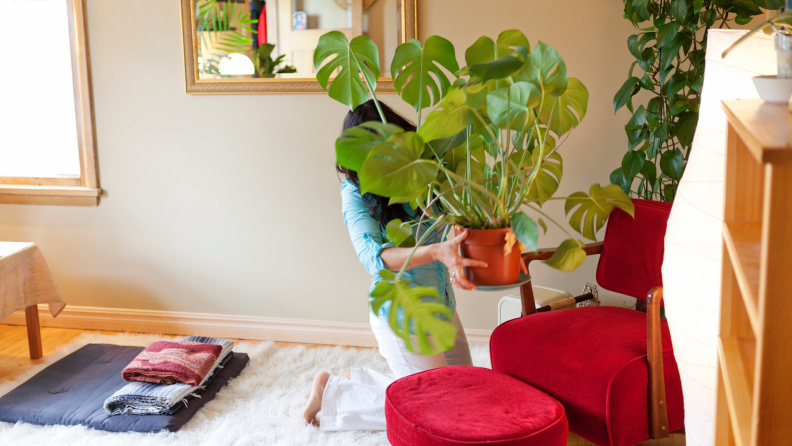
[519,280,537,316]
[24,305,42,359]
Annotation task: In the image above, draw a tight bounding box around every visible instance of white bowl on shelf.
[753,75,792,103]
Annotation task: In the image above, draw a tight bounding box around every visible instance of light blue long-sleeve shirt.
[340,179,455,320]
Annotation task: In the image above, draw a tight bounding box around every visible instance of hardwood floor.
[0,324,685,446]
[0,324,365,383]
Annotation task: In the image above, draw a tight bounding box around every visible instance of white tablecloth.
[0,242,65,321]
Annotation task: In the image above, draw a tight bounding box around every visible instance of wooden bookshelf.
[716,100,792,446]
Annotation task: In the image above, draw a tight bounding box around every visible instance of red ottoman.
[385,366,568,446]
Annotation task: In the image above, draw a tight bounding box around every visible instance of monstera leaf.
[515,145,562,206]
[517,41,568,97]
[418,88,480,142]
[539,77,588,137]
[565,184,634,240]
[359,132,439,198]
[391,37,459,113]
[545,239,587,272]
[463,46,528,84]
[486,82,542,132]
[314,32,380,110]
[371,270,456,354]
[465,30,530,66]
[336,122,405,171]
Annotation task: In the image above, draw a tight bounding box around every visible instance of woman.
[301,100,487,431]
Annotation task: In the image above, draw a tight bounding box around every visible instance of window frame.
[0,0,100,206]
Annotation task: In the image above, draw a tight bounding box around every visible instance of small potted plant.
[314,30,634,354]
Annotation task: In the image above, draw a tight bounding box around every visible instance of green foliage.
[253,44,296,78]
[314,32,380,111]
[565,184,636,241]
[195,0,257,78]
[391,37,460,114]
[613,0,774,202]
[722,9,792,57]
[371,270,456,355]
[314,29,632,355]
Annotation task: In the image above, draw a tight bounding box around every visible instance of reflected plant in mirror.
[196,0,258,78]
[314,30,635,355]
[254,43,297,77]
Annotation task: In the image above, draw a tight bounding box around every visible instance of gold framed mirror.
[180,0,416,94]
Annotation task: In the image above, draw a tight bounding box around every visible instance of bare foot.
[303,371,330,426]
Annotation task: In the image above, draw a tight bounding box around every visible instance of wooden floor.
[0,325,685,446]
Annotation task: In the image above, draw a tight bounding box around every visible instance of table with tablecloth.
[0,242,65,358]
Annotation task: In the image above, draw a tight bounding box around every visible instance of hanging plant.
[611,0,782,202]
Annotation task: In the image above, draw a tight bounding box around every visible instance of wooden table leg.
[24,305,42,359]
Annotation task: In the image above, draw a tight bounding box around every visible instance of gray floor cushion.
[0,344,249,433]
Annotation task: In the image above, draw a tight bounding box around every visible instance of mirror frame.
[180,0,416,94]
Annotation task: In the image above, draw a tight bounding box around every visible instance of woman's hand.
[434,230,488,291]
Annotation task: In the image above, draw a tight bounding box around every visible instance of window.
[0,0,99,206]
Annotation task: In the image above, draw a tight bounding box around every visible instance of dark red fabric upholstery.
[385,366,569,446]
[596,199,672,301]
[490,307,684,446]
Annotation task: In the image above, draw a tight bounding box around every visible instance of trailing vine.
[612,0,782,202]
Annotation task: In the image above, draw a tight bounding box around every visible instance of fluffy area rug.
[0,332,491,446]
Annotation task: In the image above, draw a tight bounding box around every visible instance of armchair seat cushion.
[385,366,569,446]
[490,307,684,446]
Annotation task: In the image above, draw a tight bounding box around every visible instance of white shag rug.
[0,332,491,446]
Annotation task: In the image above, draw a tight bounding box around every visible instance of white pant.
[318,311,473,431]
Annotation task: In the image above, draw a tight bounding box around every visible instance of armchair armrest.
[518,242,603,316]
[647,287,670,439]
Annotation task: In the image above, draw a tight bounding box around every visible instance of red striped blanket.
[121,341,222,386]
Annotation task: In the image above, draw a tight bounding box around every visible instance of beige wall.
[0,0,659,330]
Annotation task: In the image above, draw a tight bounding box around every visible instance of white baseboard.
[1,305,492,347]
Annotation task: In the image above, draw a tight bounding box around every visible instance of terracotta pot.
[454,227,522,286]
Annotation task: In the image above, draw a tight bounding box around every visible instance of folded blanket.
[104,336,234,415]
[121,341,222,386]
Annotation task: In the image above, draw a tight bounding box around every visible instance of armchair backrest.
[596,199,672,301]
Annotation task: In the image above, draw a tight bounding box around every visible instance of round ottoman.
[385,366,568,446]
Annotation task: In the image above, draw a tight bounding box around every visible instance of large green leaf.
[314,32,380,111]
[463,46,528,84]
[391,37,459,113]
[384,219,415,247]
[539,77,589,136]
[565,184,635,241]
[465,30,530,66]
[418,88,479,142]
[486,82,541,132]
[518,146,563,206]
[359,132,439,198]
[660,148,685,181]
[371,271,456,355]
[511,211,538,251]
[516,41,568,97]
[335,122,404,171]
[614,77,640,113]
[674,111,698,147]
[545,239,587,272]
[621,150,646,183]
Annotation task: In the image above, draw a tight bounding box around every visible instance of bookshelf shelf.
[716,100,792,446]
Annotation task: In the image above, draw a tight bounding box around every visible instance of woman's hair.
[337,100,418,226]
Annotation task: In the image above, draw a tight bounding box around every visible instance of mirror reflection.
[196,0,398,79]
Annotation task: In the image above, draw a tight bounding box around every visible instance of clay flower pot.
[454,227,523,286]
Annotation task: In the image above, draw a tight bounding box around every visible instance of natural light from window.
[0,0,81,177]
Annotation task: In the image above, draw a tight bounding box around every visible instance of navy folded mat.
[0,344,249,433]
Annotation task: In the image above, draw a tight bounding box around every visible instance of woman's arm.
[380,230,487,291]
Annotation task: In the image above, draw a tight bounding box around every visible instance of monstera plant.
[314,30,634,355]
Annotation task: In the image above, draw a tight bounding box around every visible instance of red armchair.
[490,199,684,446]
